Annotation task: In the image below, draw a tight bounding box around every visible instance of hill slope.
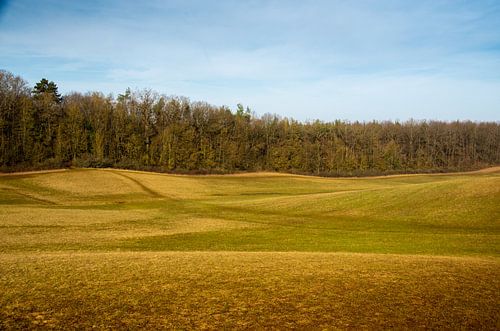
[0,168,499,329]
[1,168,498,255]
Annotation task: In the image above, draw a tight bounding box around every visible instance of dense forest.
[1,70,499,175]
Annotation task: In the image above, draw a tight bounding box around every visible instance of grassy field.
[0,168,499,329]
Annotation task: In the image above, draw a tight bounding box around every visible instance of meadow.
[0,168,499,329]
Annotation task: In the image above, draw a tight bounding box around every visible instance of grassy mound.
[0,168,499,329]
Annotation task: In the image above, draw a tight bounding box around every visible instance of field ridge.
[0,167,498,329]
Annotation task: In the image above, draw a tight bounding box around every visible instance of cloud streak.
[0,0,499,121]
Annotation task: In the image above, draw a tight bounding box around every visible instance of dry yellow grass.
[105,170,209,199]
[29,170,145,196]
[0,167,498,329]
[0,169,69,177]
[0,252,498,330]
[0,206,156,227]
[0,205,256,250]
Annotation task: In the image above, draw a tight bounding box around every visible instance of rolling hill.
[0,168,499,329]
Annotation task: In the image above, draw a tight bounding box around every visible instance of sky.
[0,0,499,122]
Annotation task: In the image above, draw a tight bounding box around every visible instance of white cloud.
[243,74,500,122]
[1,0,499,121]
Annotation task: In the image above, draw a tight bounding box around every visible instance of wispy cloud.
[1,0,499,120]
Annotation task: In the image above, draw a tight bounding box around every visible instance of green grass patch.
[0,168,498,255]
[1,168,499,328]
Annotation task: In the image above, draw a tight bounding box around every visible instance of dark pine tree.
[32,78,63,104]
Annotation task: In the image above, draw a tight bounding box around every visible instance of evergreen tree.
[0,70,498,174]
[32,78,62,104]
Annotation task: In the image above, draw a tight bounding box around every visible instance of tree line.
[1,69,499,175]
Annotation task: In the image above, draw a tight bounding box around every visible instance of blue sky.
[1,0,499,121]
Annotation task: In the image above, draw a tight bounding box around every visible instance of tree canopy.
[0,70,499,175]
[32,78,62,103]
